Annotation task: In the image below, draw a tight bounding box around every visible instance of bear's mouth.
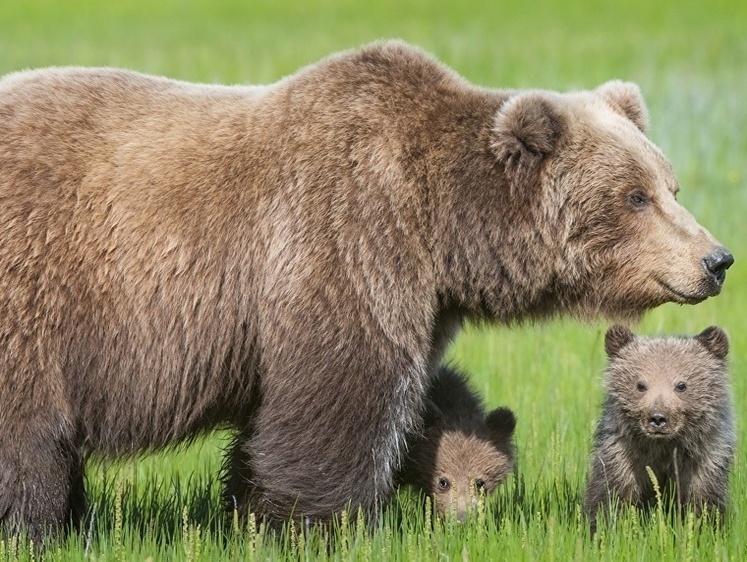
[643,427,674,438]
[640,422,680,438]
[655,278,708,305]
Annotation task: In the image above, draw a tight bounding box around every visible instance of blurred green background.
[1,0,745,559]
[2,0,745,86]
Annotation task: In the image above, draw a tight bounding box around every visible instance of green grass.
[1,0,746,559]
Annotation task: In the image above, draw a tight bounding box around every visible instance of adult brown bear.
[0,41,732,540]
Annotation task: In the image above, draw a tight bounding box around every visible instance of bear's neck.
[424,103,566,323]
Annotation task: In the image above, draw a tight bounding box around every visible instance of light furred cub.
[585,326,735,531]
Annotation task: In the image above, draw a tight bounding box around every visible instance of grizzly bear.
[584,326,735,531]
[0,40,733,541]
[397,366,516,520]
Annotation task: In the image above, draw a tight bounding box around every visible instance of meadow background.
[1,0,745,559]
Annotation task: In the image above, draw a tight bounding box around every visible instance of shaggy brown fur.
[397,366,516,520]
[585,326,735,532]
[0,40,733,541]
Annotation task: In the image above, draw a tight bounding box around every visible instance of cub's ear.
[485,406,516,444]
[595,80,649,133]
[696,326,729,360]
[604,325,635,358]
[491,93,565,192]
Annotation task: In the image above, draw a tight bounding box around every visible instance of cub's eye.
[636,382,647,392]
[675,382,687,393]
[438,478,450,491]
[475,479,486,491]
[627,191,649,208]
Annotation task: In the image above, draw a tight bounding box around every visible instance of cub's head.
[602,325,730,439]
[487,81,732,321]
[425,407,516,521]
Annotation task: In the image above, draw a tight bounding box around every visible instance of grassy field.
[1,0,746,559]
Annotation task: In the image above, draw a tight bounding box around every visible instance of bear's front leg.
[234,347,428,527]
[585,450,639,533]
[681,459,730,518]
[0,430,85,545]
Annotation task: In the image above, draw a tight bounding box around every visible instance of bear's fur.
[397,366,516,520]
[584,326,735,531]
[0,40,733,540]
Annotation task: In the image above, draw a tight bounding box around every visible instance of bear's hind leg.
[68,452,88,533]
[222,430,257,519]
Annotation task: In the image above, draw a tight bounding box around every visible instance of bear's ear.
[696,326,729,360]
[491,93,565,192]
[595,80,649,133]
[604,325,635,358]
[485,406,516,445]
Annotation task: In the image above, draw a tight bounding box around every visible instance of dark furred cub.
[398,366,516,520]
[585,326,735,531]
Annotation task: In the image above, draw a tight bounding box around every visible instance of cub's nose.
[703,247,734,285]
[649,412,668,428]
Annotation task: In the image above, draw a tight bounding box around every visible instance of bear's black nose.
[703,247,734,285]
[649,413,668,428]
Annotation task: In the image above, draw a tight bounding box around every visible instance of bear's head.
[439,79,733,323]
[602,325,730,440]
[423,407,516,520]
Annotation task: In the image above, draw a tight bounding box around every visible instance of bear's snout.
[648,412,668,430]
[703,247,734,287]
[641,404,680,437]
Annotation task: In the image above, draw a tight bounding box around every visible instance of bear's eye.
[438,478,450,491]
[627,191,649,209]
[475,479,486,491]
[675,382,687,393]
[636,382,647,392]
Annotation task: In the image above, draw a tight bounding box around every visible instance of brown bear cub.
[585,326,735,531]
[398,366,516,520]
